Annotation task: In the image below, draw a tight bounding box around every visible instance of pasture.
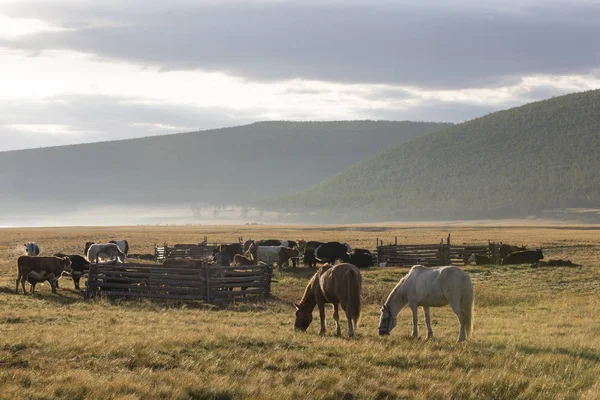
[1,224,599,399]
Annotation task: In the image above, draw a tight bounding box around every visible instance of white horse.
[87,243,126,264]
[24,242,40,256]
[378,265,474,342]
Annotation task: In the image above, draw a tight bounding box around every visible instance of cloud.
[0,94,261,151]
[2,0,600,89]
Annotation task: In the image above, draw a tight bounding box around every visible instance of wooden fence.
[376,236,501,266]
[86,262,273,304]
[155,243,217,262]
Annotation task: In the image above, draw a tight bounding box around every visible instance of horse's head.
[293,302,312,331]
[378,304,396,336]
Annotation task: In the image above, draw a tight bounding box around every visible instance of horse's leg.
[449,299,466,342]
[318,301,327,335]
[424,306,433,339]
[333,303,341,336]
[409,302,419,338]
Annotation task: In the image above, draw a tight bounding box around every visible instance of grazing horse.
[378,265,474,342]
[24,242,40,256]
[315,242,351,264]
[87,243,126,264]
[109,240,129,255]
[294,263,362,337]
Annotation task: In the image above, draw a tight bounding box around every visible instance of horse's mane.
[386,265,424,304]
[298,264,331,305]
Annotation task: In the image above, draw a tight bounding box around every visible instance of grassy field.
[1,224,599,399]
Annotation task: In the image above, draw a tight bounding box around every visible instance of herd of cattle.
[14,238,544,296]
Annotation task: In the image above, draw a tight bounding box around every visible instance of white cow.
[24,242,40,256]
[87,243,126,264]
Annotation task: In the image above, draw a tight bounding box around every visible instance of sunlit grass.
[1,224,599,399]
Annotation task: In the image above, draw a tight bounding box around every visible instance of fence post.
[264,265,273,299]
[86,263,98,299]
[205,265,211,303]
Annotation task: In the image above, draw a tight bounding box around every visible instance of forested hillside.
[262,90,600,221]
[0,121,449,214]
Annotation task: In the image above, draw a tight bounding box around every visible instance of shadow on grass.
[517,345,600,363]
[186,388,242,400]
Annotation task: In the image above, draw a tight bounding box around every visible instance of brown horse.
[294,263,362,337]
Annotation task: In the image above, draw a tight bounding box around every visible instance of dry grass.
[1,224,599,399]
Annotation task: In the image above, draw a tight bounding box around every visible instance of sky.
[1,0,599,151]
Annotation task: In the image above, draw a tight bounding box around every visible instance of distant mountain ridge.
[0,120,450,214]
[262,90,600,221]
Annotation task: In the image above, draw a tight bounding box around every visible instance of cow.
[303,241,325,268]
[232,254,254,266]
[211,243,244,261]
[502,249,544,265]
[162,258,202,267]
[54,253,91,290]
[499,243,527,260]
[468,253,492,265]
[16,256,72,295]
[249,244,299,268]
[315,242,351,264]
[109,240,129,255]
[349,249,373,268]
[24,242,40,256]
[25,270,57,294]
[87,243,126,264]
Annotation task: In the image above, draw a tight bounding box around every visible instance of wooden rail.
[376,237,501,266]
[86,262,273,304]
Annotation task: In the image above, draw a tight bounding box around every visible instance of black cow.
[349,249,373,268]
[303,241,325,268]
[254,239,297,248]
[502,249,544,265]
[499,243,527,260]
[315,242,350,264]
[54,253,91,290]
[468,253,492,265]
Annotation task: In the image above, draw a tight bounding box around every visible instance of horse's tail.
[346,269,362,329]
[460,275,474,338]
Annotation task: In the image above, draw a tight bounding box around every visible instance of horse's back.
[319,263,361,302]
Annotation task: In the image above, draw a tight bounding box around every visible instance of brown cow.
[162,258,202,267]
[16,256,72,295]
[232,254,254,266]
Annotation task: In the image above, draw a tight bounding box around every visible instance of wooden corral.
[155,242,217,262]
[86,262,273,304]
[376,236,501,266]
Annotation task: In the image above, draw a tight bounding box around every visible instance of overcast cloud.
[1,0,599,151]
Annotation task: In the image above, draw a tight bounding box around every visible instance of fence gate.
[86,262,273,304]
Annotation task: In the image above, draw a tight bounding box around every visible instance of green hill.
[263,90,600,221]
[0,120,449,215]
